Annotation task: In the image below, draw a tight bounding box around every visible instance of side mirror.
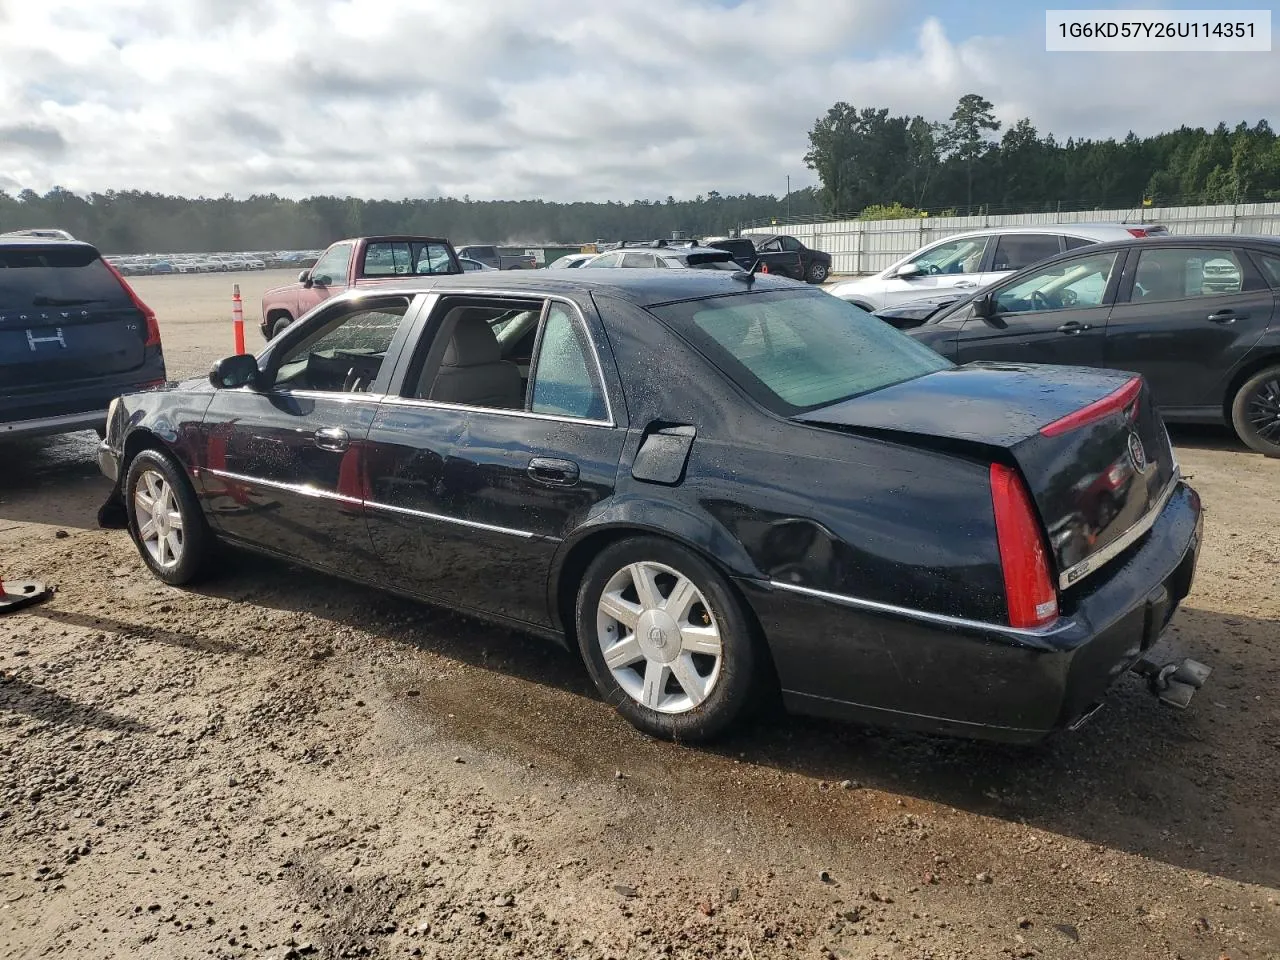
[298,269,312,286]
[210,353,261,390]
[895,263,924,279]
[972,293,997,320]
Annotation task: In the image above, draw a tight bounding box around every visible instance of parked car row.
[106,251,313,276]
[880,234,1280,457]
[827,223,1169,312]
[567,235,833,283]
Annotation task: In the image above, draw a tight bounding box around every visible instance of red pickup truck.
[259,235,462,339]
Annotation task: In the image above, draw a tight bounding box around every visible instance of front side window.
[621,252,656,268]
[991,234,1062,272]
[309,243,353,286]
[650,289,951,415]
[993,251,1120,314]
[909,236,989,275]
[529,304,608,420]
[273,299,409,393]
[779,236,802,252]
[582,253,621,268]
[1132,248,1250,300]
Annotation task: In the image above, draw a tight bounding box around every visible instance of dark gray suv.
[1,237,167,440]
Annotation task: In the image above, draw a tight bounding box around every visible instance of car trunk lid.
[0,244,148,388]
[794,362,1177,589]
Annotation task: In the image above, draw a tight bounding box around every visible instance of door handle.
[1056,321,1093,334]
[1208,310,1246,324]
[527,457,579,486]
[314,427,349,452]
[953,280,978,288]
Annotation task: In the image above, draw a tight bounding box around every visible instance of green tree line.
[0,188,821,255]
[805,93,1280,216]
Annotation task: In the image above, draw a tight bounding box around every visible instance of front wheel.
[1230,365,1280,457]
[270,315,292,339]
[806,262,829,284]
[124,449,211,584]
[575,537,762,742]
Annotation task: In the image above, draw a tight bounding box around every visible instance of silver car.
[827,223,1168,312]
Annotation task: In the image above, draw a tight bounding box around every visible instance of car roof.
[0,236,98,252]
[1049,234,1280,255]
[920,223,1157,242]
[338,268,800,307]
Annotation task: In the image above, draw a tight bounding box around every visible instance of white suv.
[827,223,1167,312]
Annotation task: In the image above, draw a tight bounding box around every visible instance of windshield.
[650,289,952,414]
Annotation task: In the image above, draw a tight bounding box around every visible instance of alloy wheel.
[1245,376,1280,445]
[133,468,185,570]
[595,561,723,714]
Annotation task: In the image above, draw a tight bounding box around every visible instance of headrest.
[442,312,500,367]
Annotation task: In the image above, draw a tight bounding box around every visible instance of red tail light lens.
[104,261,162,348]
[1126,228,1149,237]
[1039,377,1141,437]
[990,463,1059,628]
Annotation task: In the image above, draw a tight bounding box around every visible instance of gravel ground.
[1,275,1278,959]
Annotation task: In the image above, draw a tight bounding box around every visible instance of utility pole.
[786,175,791,221]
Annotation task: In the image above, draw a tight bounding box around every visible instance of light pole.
[786,174,791,221]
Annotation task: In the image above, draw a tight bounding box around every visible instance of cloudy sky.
[0,0,1276,202]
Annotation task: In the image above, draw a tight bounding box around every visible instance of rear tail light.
[1126,227,1152,237]
[990,463,1059,628]
[1039,377,1141,437]
[105,260,162,348]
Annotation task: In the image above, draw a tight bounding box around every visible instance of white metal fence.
[742,202,1280,276]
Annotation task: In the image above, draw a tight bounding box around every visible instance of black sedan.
[97,270,1201,743]
[885,235,1280,456]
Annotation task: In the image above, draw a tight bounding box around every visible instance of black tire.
[575,536,762,742]
[124,448,211,585]
[270,315,292,339]
[1230,364,1280,457]
[806,262,829,284]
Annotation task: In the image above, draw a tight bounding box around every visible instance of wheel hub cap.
[636,609,681,664]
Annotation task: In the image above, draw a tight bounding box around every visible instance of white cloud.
[0,0,1276,202]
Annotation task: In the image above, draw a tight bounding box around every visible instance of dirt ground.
[1,273,1278,960]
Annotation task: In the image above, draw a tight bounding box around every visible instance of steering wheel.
[1061,288,1079,307]
[925,263,942,275]
[1031,290,1054,311]
[343,368,368,393]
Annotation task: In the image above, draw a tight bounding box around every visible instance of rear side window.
[529,304,607,420]
[991,234,1062,271]
[1063,236,1095,250]
[1131,248,1260,300]
[620,253,655,268]
[650,289,951,415]
[0,246,130,308]
[1254,253,1280,288]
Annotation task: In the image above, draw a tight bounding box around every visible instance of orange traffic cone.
[0,572,52,614]
[760,263,769,274]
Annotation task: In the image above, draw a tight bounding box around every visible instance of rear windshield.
[364,241,458,276]
[650,289,952,414]
[0,246,130,308]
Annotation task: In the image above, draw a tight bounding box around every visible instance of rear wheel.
[124,449,211,584]
[575,537,760,742]
[807,262,829,284]
[1230,364,1280,457]
[270,314,292,339]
